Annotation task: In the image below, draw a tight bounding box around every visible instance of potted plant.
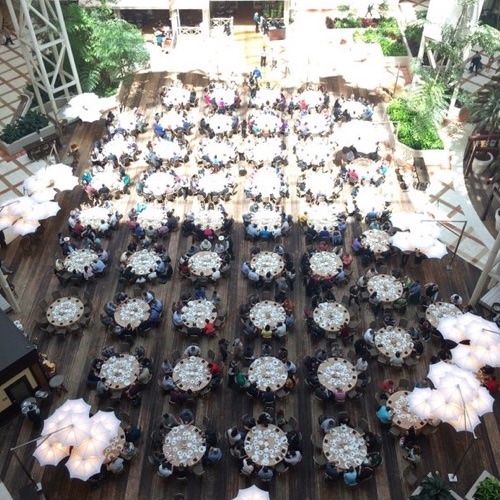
[474,476,500,499]
[411,472,455,499]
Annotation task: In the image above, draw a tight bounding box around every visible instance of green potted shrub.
[411,472,455,499]
[474,476,500,500]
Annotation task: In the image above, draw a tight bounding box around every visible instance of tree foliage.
[63,4,150,95]
[468,75,500,139]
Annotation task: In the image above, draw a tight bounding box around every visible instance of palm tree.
[468,75,500,143]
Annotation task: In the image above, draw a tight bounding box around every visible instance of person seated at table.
[404,445,422,468]
[184,344,201,357]
[120,441,137,461]
[334,387,346,404]
[449,293,463,307]
[106,457,124,474]
[159,373,176,392]
[147,308,161,327]
[375,404,393,426]
[240,457,255,476]
[261,386,276,405]
[320,417,336,434]
[92,258,106,275]
[246,224,260,241]
[355,355,369,373]
[257,466,274,481]
[389,351,404,367]
[343,466,358,485]
[204,446,223,465]
[324,463,341,481]
[407,280,422,305]
[158,460,173,477]
[177,408,195,425]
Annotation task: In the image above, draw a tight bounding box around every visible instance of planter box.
[0,123,57,156]
[395,139,448,165]
[411,473,463,499]
[465,470,496,500]
[268,28,286,40]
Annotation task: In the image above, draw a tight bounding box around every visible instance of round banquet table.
[100,354,140,390]
[163,87,191,106]
[252,112,281,135]
[387,390,427,430]
[159,111,184,131]
[249,301,286,330]
[173,356,212,392]
[127,249,159,276]
[198,171,227,194]
[251,167,282,198]
[304,171,336,195]
[103,428,126,463]
[343,100,366,118]
[247,356,288,391]
[114,298,150,329]
[306,204,344,232]
[250,210,282,232]
[102,136,133,158]
[367,274,403,303]
[188,251,222,277]
[309,251,343,277]
[64,249,98,274]
[154,140,185,160]
[199,140,236,164]
[322,425,367,470]
[250,251,284,277]
[181,299,217,329]
[299,114,330,135]
[253,88,280,108]
[209,87,236,106]
[313,302,350,332]
[375,326,413,359]
[244,138,283,163]
[46,297,85,327]
[207,114,233,135]
[163,424,206,467]
[193,209,224,231]
[116,111,137,132]
[144,172,177,197]
[78,206,111,231]
[317,357,358,392]
[90,171,123,192]
[244,424,289,466]
[300,90,324,107]
[362,229,391,254]
[137,205,169,230]
[295,139,334,166]
[426,302,462,328]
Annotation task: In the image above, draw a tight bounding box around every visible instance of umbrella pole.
[448,434,477,482]
[11,449,39,488]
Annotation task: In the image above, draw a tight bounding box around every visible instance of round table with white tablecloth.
[101,135,134,158]
[159,111,184,131]
[243,137,283,164]
[387,390,427,430]
[251,112,281,135]
[173,356,212,392]
[362,229,391,254]
[127,249,159,276]
[116,111,137,132]
[100,354,140,390]
[103,428,126,464]
[209,87,236,107]
[114,298,150,329]
[251,251,284,277]
[250,210,282,232]
[144,172,178,197]
[317,357,358,392]
[64,249,98,274]
[181,299,217,329]
[253,88,280,108]
[163,424,206,467]
[367,274,403,303]
[188,251,222,277]
[206,114,233,135]
[295,138,334,166]
[343,100,366,118]
[90,171,123,192]
[298,113,330,135]
[154,140,185,161]
[78,206,112,231]
[244,424,289,466]
[375,326,413,359]
[313,302,350,332]
[163,87,191,107]
[193,209,224,231]
[250,167,282,199]
[137,205,169,230]
[304,171,336,196]
[322,425,367,470]
[249,301,286,330]
[300,90,324,108]
[309,251,343,278]
[247,356,288,392]
[426,301,462,328]
[46,297,85,328]
[198,171,228,194]
[199,140,237,164]
[305,204,345,232]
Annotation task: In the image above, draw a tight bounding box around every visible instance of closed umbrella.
[65,452,104,481]
[33,437,70,466]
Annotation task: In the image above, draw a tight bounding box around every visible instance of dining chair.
[69,286,80,297]
[397,378,411,391]
[404,357,418,367]
[38,299,49,311]
[207,349,216,362]
[313,454,328,467]
[52,290,62,301]
[310,432,323,450]
[192,462,205,477]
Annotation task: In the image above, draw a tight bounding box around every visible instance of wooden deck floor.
[0,71,498,500]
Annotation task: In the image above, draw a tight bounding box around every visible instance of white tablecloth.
[306,204,344,232]
[91,171,123,192]
[250,167,282,198]
[249,301,286,330]
[252,112,281,135]
[181,299,217,328]
[251,251,284,277]
[298,113,330,135]
[250,211,282,232]
[154,140,186,161]
[137,205,169,230]
[253,88,280,108]
[295,138,334,165]
[199,140,236,163]
[304,171,336,195]
[313,302,350,332]
[198,171,228,194]
[244,425,288,466]
[375,326,413,358]
[248,357,288,391]
[163,87,191,107]
[318,357,357,392]
[309,252,343,277]
[159,111,184,130]
[78,207,112,231]
[322,425,367,470]
[193,209,224,231]
[343,100,366,118]
[207,114,233,135]
[173,356,212,391]
[300,90,324,107]
[144,172,178,196]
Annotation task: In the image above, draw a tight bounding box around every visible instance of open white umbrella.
[11,219,40,236]
[438,313,500,345]
[79,109,103,123]
[390,212,428,231]
[65,451,104,481]
[90,411,121,438]
[451,344,485,372]
[467,343,500,368]
[33,437,70,466]
[34,201,61,220]
[23,175,51,194]
[408,387,435,420]
[233,485,270,500]
[419,240,448,259]
[68,93,100,109]
[29,188,58,203]
[389,231,414,253]
[427,362,481,392]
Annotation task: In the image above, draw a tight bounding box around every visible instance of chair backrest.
[38,299,48,311]
[52,290,62,300]
[288,416,298,430]
[207,349,216,362]
[398,378,410,390]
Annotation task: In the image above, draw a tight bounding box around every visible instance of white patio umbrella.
[68,93,100,109]
[11,219,40,236]
[419,240,448,259]
[35,163,74,184]
[29,188,58,203]
[23,175,51,194]
[90,410,121,438]
[389,231,414,253]
[390,212,427,231]
[467,343,500,368]
[79,109,103,123]
[407,387,435,420]
[438,313,500,345]
[65,451,104,481]
[33,437,70,466]
[233,485,270,500]
[427,362,481,391]
[446,412,482,434]
[34,201,61,220]
[451,344,485,372]
[53,175,80,192]
[8,196,37,217]
[0,213,19,231]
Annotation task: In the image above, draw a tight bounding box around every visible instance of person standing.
[253,12,260,33]
[260,47,267,68]
[470,51,482,76]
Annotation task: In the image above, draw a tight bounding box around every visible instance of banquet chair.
[68,323,81,335]
[398,318,409,329]
[355,418,369,436]
[310,432,323,450]
[388,425,401,438]
[275,462,289,475]
[38,299,49,311]
[52,290,62,301]
[397,379,410,391]
[69,286,81,297]
[192,463,205,477]
[313,454,328,467]
[207,349,216,362]
[404,357,418,367]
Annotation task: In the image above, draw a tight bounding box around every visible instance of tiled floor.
[0,10,497,266]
